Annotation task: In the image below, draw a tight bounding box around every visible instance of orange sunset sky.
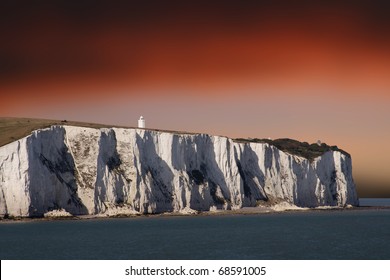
[1,0,389,197]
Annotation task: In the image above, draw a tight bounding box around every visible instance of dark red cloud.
[0,0,389,98]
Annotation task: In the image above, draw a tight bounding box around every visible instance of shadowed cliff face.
[94,129,128,214]
[233,144,267,206]
[135,132,175,213]
[0,125,359,217]
[26,127,88,216]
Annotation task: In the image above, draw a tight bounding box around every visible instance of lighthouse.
[138,116,145,128]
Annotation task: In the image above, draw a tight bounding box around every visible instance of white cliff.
[0,125,359,217]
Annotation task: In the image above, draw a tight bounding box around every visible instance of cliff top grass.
[0,117,199,147]
[1,118,349,161]
[0,117,118,147]
[234,137,350,161]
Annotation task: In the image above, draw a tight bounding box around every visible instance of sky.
[1,0,389,197]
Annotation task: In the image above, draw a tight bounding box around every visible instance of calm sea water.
[359,198,390,207]
[1,199,390,260]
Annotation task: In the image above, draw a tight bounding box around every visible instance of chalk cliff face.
[0,126,358,217]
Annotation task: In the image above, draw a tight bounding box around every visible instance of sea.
[1,198,390,260]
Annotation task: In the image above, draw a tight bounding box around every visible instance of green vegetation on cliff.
[234,138,350,161]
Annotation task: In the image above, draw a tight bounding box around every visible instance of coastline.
[1,205,390,224]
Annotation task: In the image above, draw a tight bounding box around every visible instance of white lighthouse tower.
[138,116,145,128]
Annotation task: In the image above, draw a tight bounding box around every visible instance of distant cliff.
[0,125,358,217]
